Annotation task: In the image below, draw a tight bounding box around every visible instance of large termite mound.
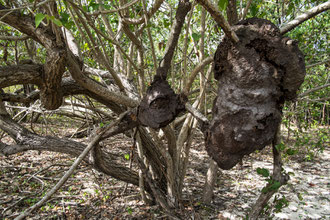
[205,18,306,169]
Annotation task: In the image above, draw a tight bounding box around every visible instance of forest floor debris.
[0,125,329,219]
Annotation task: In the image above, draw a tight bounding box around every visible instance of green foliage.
[256,167,270,177]
[192,33,202,42]
[124,154,130,160]
[256,167,283,193]
[127,207,133,215]
[35,13,46,28]
[35,13,62,28]
[261,195,290,218]
[218,0,228,11]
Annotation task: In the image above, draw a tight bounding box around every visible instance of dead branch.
[298,83,330,98]
[280,1,330,34]
[14,112,126,220]
[185,102,209,125]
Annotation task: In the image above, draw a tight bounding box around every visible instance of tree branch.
[298,83,330,98]
[0,4,56,49]
[0,64,42,88]
[90,0,140,15]
[248,126,290,219]
[66,51,138,108]
[185,102,209,125]
[0,35,29,41]
[306,58,330,69]
[157,0,192,79]
[121,0,164,25]
[183,56,213,95]
[280,1,330,34]
[0,107,139,185]
[196,0,239,43]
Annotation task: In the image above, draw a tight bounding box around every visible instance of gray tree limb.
[196,0,239,43]
[280,1,330,34]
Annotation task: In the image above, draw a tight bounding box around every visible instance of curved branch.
[280,1,330,34]
[66,51,138,108]
[196,0,239,43]
[0,63,125,113]
[1,3,68,110]
[183,57,213,95]
[0,4,56,49]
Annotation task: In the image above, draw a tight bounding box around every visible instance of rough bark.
[205,18,306,169]
[227,0,238,25]
[0,3,67,110]
[0,64,42,88]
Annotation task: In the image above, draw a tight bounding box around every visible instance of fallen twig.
[14,112,127,220]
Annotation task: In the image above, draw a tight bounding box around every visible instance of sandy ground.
[0,131,329,219]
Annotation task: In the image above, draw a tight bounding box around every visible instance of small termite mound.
[205,18,306,169]
[138,77,185,129]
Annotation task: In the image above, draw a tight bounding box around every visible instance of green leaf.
[100,122,104,128]
[52,18,63,27]
[286,148,296,155]
[124,154,130,160]
[276,142,286,151]
[256,167,270,177]
[250,4,258,17]
[261,187,269,193]
[60,12,70,22]
[192,33,201,42]
[127,207,133,214]
[35,13,46,28]
[269,181,281,191]
[218,0,228,11]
